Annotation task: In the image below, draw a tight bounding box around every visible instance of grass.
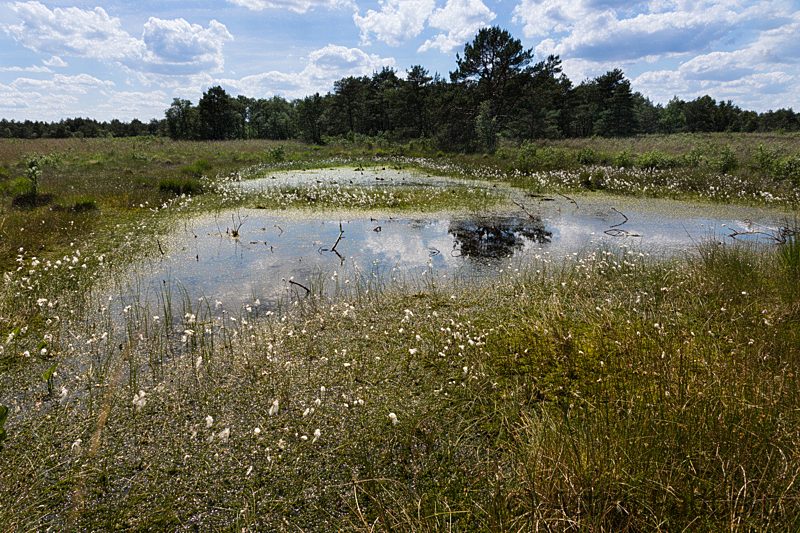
[0,134,799,529]
[0,244,799,530]
[244,183,504,211]
[158,177,204,196]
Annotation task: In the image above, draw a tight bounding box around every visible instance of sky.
[0,0,798,122]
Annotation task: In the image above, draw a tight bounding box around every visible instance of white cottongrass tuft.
[312,428,321,443]
[269,398,280,416]
[205,415,214,428]
[132,390,147,410]
[388,412,398,425]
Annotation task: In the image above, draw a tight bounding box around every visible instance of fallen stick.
[331,221,344,252]
[610,207,629,228]
[289,280,311,295]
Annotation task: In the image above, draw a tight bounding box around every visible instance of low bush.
[636,150,681,169]
[180,158,211,177]
[158,177,204,195]
[70,196,98,212]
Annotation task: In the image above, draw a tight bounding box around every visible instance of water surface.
[125,185,789,311]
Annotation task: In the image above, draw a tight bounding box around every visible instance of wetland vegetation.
[0,132,799,530]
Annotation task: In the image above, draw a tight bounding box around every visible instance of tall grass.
[1,243,798,530]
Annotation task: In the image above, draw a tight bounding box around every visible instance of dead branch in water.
[331,221,344,252]
[557,192,579,209]
[511,199,537,219]
[610,207,629,228]
[289,280,311,295]
[228,211,248,238]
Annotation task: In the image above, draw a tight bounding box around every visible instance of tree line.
[2,27,799,149]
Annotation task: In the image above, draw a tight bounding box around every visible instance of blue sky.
[0,0,798,121]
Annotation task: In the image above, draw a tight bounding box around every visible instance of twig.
[156,239,165,256]
[610,207,628,228]
[557,192,579,209]
[289,280,311,295]
[728,230,783,242]
[511,199,537,219]
[331,221,344,252]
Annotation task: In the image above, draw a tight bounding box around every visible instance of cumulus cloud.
[42,56,68,68]
[10,73,115,93]
[418,0,496,53]
[94,90,171,120]
[227,0,353,13]
[354,0,436,46]
[515,0,791,61]
[629,12,800,110]
[0,65,51,73]
[511,0,799,110]
[3,2,233,76]
[219,44,395,98]
[5,1,139,60]
[0,73,123,120]
[138,18,233,74]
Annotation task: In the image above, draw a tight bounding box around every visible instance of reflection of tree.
[449,216,551,259]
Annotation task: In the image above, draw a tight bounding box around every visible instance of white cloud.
[227,0,352,14]
[94,90,171,121]
[0,74,120,120]
[354,0,436,46]
[219,44,396,98]
[0,65,51,73]
[514,0,792,62]
[630,13,800,110]
[512,0,590,38]
[418,0,496,53]
[138,18,233,74]
[5,1,140,61]
[3,2,233,76]
[10,73,115,93]
[42,56,67,68]
[541,7,742,61]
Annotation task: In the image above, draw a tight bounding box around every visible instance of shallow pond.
[122,169,792,312]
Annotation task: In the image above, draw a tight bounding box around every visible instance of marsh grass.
[1,135,799,530]
[1,242,798,530]
[246,183,504,212]
[158,177,204,196]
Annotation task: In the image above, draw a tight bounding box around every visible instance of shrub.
[159,177,204,196]
[266,146,286,163]
[71,196,98,212]
[636,151,680,170]
[713,145,738,174]
[180,159,211,177]
[576,148,597,165]
[516,143,571,173]
[774,155,800,184]
[752,143,778,175]
[3,176,34,197]
[613,150,633,168]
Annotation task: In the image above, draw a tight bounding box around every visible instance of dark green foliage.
[636,150,681,169]
[714,145,739,173]
[42,363,57,397]
[180,158,211,177]
[198,86,238,141]
[158,177,204,196]
[70,196,98,212]
[265,146,286,162]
